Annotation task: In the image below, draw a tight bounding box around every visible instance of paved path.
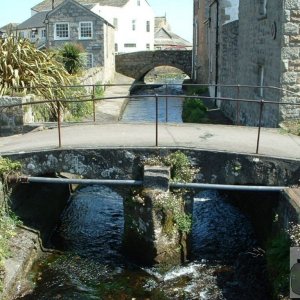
[0,122,299,159]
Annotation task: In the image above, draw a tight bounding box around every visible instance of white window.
[79,22,92,39]
[124,43,136,48]
[113,18,118,30]
[259,0,267,16]
[146,43,150,50]
[55,23,69,40]
[84,53,93,68]
[41,29,46,38]
[146,21,150,32]
[132,20,136,31]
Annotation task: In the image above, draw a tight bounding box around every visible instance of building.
[154,16,192,50]
[26,0,154,53]
[193,0,300,127]
[0,23,18,38]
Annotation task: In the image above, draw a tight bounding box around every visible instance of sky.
[0,0,193,42]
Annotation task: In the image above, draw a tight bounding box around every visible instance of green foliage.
[266,232,291,298]
[58,43,84,75]
[0,36,70,99]
[186,85,208,95]
[154,193,192,234]
[0,158,22,291]
[182,98,207,123]
[94,82,104,98]
[0,157,21,177]
[144,151,197,183]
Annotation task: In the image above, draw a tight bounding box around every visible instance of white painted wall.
[92,0,154,53]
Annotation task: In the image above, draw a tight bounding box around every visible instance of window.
[137,0,141,5]
[84,53,93,68]
[80,22,92,39]
[146,21,150,32]
[115,43,118,52]
[259,0,267,16]
[124,43,136,48]
[113,18,118,30]
[19,31,25,38]
[41,29,46,38]
[132,20,136,31]
[258,65,264,98]
[146,43,150,50]
[55,23,69,40]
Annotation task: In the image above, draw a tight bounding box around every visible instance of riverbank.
[94,72,134,122]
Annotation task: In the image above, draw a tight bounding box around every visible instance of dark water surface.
[15,187,269,300]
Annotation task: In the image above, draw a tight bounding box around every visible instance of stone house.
[193,0,300,127]
[23,0,154,54]
[154,16,192,50]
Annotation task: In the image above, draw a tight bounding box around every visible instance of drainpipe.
[210,0,220,107]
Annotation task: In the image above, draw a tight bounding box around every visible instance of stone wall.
[219,20,239,123]
[4,148,300,187]
[227,0,283,127]
[280,1,300,121]
[0,95,34,135]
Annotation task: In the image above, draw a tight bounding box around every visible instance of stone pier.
[122,165,190,266]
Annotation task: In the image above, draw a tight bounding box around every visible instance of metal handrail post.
[256,99,264,154]
[57,100,62,148]
[165,84,168,123]
[155,94,158,147]
[92,85,96,122]
[236,84,240,125]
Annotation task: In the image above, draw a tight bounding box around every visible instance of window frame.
[79,21,93,40]
[41,29,46,38]
[124,43,136,48]
[54,22,70,40]
[84,53,94,69]
[132,20,136,31]
[146,20,150,32]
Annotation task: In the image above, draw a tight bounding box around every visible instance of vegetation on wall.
[0,157,22,292]
[182,86,208,123]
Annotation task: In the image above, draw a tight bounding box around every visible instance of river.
[15,186,269,300]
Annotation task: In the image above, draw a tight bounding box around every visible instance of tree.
[0,36,70,99]
[59,43,84,75]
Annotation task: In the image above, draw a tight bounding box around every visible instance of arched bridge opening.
[115,50,192,82]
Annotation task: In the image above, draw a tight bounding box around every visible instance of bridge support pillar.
[123,165,190,266]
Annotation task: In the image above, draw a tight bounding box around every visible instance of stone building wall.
[280,1,300,121]
[46,0,115,75]
[219,20,239,123]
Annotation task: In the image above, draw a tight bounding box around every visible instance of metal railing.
[0,82,299,154]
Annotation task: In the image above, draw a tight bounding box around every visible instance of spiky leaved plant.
[0,36,71,119]
[59,43,84,75]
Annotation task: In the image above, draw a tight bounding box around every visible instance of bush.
[182,98,207,123]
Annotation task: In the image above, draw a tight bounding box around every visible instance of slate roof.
[32,0,130,12]
[0,23,19,32]
[17,11,49,29]
[155,27,192,49]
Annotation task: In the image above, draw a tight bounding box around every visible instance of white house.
[91,0,154,53]
[27,0,154,53]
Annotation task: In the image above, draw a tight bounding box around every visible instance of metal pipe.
[170,182,285,192]
[236,84,240,125]
[256,99,264,154]
[57,100,62,148]
[20,177,143,186]
[165,84,168,123]
[92,85,96,122]
[14,176,287,192]
[155,93,158,147]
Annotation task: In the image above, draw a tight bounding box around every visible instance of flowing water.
[121,75,185,123]
[16,187,269,300]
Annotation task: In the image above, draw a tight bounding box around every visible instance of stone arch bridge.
[115,50,192,81]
